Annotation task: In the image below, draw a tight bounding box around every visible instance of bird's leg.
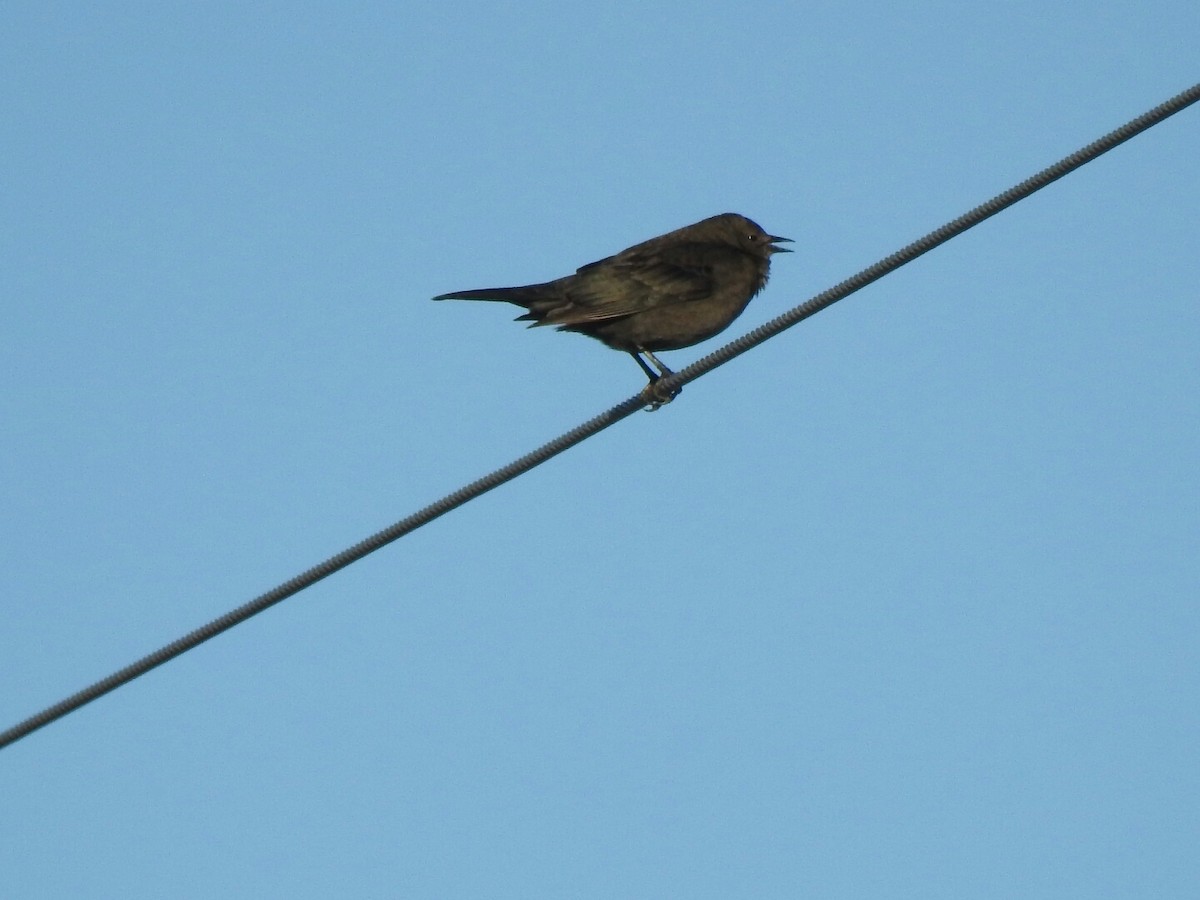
[632,350,681,410]
[642,350,673,378]
[630,351,660,381]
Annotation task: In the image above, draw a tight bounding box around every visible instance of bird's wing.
[539,246,717,325]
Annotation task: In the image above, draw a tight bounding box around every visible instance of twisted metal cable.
[650,81,1200,398]
[0,396,647,750]
[3,81,1197,751]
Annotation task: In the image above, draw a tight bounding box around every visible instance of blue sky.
[2,2,1198,897]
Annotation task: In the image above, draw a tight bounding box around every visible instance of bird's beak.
[768,236,793,253]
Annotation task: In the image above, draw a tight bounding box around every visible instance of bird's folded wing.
[541,252,715,325]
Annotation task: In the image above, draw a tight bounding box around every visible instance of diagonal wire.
[2,81,1198,752]
[650,81,1200,400]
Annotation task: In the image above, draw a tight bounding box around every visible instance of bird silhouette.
[433,212,791,405]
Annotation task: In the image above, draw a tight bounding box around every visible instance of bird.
[432,212,791,406]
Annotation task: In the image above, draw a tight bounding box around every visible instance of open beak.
[768,235,794,253]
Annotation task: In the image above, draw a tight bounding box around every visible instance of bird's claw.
[639,379,682,411]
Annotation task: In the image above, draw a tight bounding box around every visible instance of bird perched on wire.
[432,212,792,407]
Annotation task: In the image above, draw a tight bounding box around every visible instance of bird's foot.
[639,378,682,411]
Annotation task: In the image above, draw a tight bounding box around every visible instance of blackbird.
[432,212,791,405]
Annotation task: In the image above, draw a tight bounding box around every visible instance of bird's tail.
[431,284,551,307]
[432,282,569,326]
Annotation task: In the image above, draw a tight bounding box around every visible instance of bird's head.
[713,213,793,257]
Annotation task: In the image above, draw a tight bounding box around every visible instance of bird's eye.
[746,233,757,241]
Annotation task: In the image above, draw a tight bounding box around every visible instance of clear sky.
[3,2,1198,897]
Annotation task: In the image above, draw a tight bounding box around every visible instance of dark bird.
[432,213,791,405]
